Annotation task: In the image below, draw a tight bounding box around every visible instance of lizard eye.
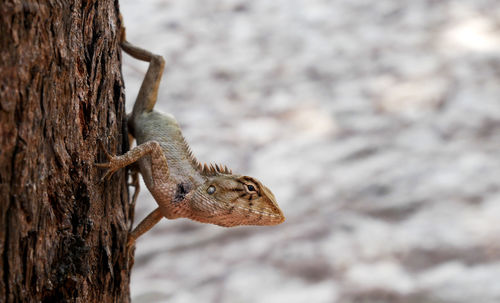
[246,184,256,192]
[207,185,216,195]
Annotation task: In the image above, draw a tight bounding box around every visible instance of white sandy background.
[120,0,500,302]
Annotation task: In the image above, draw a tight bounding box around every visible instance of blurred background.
[120,0,500,302]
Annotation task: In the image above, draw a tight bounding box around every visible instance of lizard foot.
[126,235,136,268]
[126,235,135,249]
[118,13,127,44]
[95,140,121,181]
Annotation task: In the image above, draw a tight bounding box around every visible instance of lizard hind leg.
[127,207,163,247]
[128,165,140,221]
[121,41,165,116]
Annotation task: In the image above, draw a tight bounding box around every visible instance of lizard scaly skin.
[96,41,284,246]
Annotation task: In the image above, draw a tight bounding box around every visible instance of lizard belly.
[136,155,192,219]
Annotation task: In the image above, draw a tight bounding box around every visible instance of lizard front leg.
[96,140,171,246]
[96,140,168,182]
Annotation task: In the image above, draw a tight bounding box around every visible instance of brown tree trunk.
[0,1,132,302]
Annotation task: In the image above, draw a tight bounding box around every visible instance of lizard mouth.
[233,205,285,224]
[216,204,284,226]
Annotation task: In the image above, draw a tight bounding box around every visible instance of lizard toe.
[94,162,111,168]
[97,139,115,161]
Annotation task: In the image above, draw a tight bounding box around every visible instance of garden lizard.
[96,41,284,247]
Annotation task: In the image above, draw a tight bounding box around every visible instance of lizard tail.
[121,41,166,118]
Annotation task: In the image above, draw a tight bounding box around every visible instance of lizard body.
[96,41,284,246]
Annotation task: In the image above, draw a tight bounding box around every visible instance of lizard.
[96,40,285,247]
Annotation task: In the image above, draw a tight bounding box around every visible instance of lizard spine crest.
[183,136,233,176]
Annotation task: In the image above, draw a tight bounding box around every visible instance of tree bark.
[0,1,132,302]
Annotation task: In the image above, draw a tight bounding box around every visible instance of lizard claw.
[95,139,120,181]
[126,236,134,249]
[98,139,115,161]
[95,163,117,182]
[126,235,136,268]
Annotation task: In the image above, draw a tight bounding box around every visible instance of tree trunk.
[0,1,132,302]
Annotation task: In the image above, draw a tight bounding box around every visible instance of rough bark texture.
[0,1,132,302]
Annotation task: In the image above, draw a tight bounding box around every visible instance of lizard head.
[190,174,285,227]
